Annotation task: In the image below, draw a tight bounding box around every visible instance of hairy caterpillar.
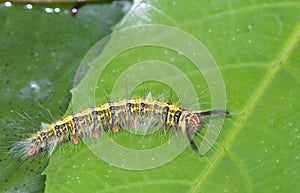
[11,97,228,159]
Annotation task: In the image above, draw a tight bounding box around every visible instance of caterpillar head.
[185,110,229,151]
[185,113,200,132]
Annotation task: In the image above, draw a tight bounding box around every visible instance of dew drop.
[45,7,54,13]
[71,8,78,14]
[4,1,12,7]
[30,81,40,92]
[54,7,60,13]
[25,4,32,9]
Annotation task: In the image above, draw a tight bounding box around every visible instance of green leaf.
[1,0,300,193]
[0,1,129,192]
[47,0,300,192]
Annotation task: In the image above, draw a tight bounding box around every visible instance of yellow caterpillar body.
[11,98,228,158]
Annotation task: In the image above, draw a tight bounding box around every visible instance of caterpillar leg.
[111,124,119,132]
[129,120,135,129]
[71,135,80,145]
[92,129,99,138]
[28,149,36,157]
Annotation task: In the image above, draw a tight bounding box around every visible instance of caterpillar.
[11,97,228,159]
